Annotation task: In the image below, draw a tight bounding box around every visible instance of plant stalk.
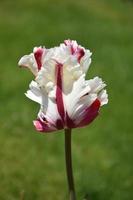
[65,129,76,200]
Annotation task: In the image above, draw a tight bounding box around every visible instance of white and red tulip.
[19,40,108,132]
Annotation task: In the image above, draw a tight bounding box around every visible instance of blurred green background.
[0,0,133,199]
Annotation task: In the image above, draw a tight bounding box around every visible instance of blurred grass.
[0,0,133,199]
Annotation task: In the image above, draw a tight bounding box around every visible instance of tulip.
[19,40,108,200]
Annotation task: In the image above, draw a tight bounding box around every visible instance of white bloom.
[19,40,108,132]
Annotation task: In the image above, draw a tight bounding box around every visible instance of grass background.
[0,0,133,199]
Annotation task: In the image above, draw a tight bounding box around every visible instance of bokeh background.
[0,0,133,199]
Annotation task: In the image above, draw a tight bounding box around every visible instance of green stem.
[65,129,76,200]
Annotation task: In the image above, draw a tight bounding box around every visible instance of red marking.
[77,48,85,62]
[64,39,70,46]
[77,99,101,128]
[64,40,85,62]
[34,48,44,70]
[70,45,75,55]
[64,40,75,54]
[33,119,55,132]
[65,112,75,128]
[56,119,64,129]
[55,63,65,123]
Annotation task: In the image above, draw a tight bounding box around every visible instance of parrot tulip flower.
[18,40,108,133]
[19,40,108,200]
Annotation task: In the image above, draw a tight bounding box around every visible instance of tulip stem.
[65,129,76,200]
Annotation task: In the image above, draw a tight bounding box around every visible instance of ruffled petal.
[33,119,57,132]
[18,47,45,76]
[33,47,44,70]
[98,89,108,106]
[63,74,107,128]
[25,81,42,104]
[35,59,56,88]
[64,39,92,71]
[76,99,100,128]
[80,50,92,73]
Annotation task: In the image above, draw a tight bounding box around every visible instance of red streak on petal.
[77,48,85,62]
[55,63,65,123]
[64,40,75,55]
[64,40,85,62]
[90,99,101,110]
[34,48,44,70]
[78,99,101,128]
[56,119,64,129]
[66,112,75,129]
[70,45,75,55]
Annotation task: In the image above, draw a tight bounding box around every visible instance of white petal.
[18,54,38,76]
[98,89,108,106]
[25,90,41,104]
[63,74,87,117]
[42,99,61,124]
[36,59,56,87]
[87,76,106,93]
[25,81,42,104]
[80,49,92,73]
[26,81,61,125]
